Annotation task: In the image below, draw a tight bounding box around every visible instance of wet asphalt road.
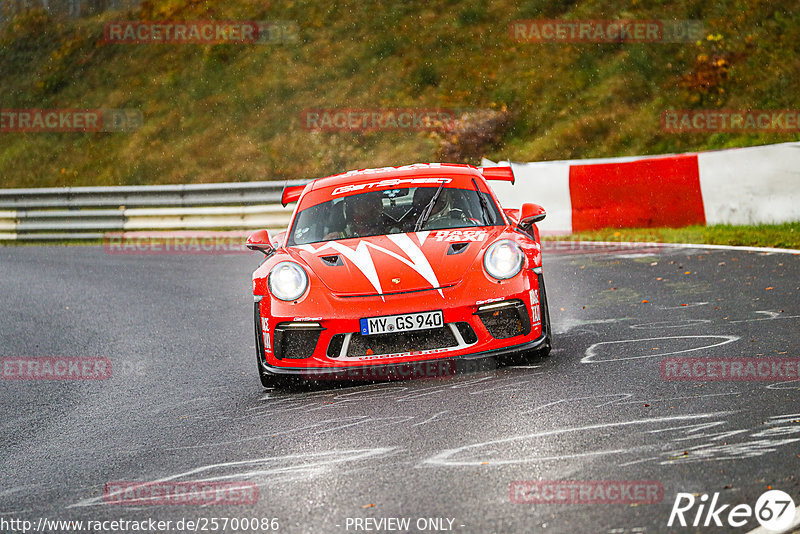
[1,244,799,534]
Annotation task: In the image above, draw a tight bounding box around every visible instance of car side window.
[325,199,346,238]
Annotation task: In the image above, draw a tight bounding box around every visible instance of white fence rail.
[0,181,302,241]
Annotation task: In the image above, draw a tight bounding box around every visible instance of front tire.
[516,273,552,363]
[254,304,288,388]
[255,338,290,388]
[537,273,552,357]
[257,359,288,388]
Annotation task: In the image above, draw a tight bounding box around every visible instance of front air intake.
[273,322,324,359]
[475,300,531,339]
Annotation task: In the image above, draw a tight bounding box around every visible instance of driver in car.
[409,187,470,230]
[324,192,385,240]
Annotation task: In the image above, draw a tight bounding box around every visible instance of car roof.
[283,163,508,209]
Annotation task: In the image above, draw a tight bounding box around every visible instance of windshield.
[289,186,504,245]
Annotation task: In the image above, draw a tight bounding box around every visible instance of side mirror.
[246,229,275,255]
[519,203,546,227]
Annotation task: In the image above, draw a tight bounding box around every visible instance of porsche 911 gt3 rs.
[247,163,551,386]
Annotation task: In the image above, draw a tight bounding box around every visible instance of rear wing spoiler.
[281,184,307,207]
[479,166,514,184]
[281,168,511,206]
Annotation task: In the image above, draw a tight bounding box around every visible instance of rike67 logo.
[668,489,796,530]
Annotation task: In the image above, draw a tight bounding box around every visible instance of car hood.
[290,228,503,297]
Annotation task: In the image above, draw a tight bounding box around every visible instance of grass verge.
[546,223,800,250]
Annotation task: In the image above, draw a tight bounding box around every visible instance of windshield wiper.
[471,177,495,225]
[414,181,446,231]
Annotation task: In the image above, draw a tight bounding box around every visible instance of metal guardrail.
[0,181,307,209]
[0,180,306,241]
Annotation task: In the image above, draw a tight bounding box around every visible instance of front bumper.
[259,331,549,380]
[254,269,549,373]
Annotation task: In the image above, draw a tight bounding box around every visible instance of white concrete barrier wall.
[698,143,800,225]
[489,141,800,232]
[488,161,573,234]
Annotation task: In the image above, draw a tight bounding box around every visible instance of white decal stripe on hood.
[296,241,385,296]
[296,244,322,253]
[293,234,443,297]
[328,241,383,296]
[386,233,442,297]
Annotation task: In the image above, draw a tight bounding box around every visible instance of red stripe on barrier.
[569,155,705,231]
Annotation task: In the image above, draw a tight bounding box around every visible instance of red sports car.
[247,163,551,386]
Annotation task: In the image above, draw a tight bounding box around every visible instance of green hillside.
[1,0,799,188]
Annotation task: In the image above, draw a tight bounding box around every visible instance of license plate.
[360,310,443,336]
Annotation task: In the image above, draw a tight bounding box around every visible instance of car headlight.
[483,239,524,280]
[268,261,309,301]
